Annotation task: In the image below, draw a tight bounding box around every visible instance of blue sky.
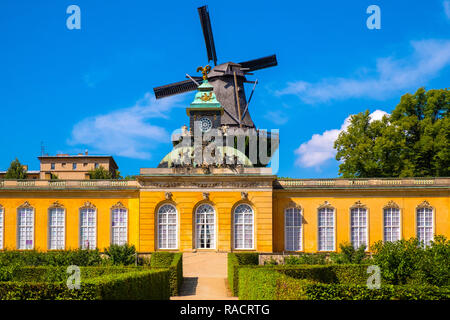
[0,0,449,178]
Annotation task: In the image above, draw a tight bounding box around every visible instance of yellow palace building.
[0,70,449,254]
[0,166,449,254]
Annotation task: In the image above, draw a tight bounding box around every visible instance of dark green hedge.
[0,268,170,300]
[228,253,260,296]
[0,249,103,267]
[238,267,450,300]
[150,252,183,296]
[228,256,370,297]
[2,266,141,282]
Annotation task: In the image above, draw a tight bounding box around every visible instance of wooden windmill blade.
[153,79,200,99]
[239,54,278,72]
[198,5,218,66]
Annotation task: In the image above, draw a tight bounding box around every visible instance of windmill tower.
[153,5,278,129]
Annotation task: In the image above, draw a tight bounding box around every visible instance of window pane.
[49,208,65,250]
[158,204,177,249]
[80,208,96,249]
[318,208,334,251]
[234,204,253,249]
[285,207,302,251]
[18,208,34,250]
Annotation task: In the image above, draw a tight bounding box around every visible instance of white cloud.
[445,1,450,19]
[68,93,186,159]
[278,39,450,104]
[294,110,389,168]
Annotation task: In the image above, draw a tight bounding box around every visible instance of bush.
[284,253,327,265]
[0,267,170,300]
[0,249,103,267]
[227,253,259,296]
[371,238,424,285]
[419,235,450,286]
[2,266,140,283]
[150,252,183,296]
[104,244,136,265]
[238,267,450,300]
[329,242,368,264]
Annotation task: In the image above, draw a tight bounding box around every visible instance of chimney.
[85,149,88,155]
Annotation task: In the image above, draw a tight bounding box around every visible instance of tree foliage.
[5,158,27,179]
[334,87,450,177]
[87,166,113,179]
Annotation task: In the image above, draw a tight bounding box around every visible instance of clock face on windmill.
[198,117,212,132]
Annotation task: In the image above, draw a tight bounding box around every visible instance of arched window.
[416,201,434,246]
[195,204,215,249]
[350,201,368,249]
[17,202,34,250]
[158,204,178,249]
[318,202,335,251]
[234,204,254,250]
[111,202,128,246]
[285,207,302,251]
[80,202,96,250]
[0,205,4,250]
[383,201,400,242]
[48,202,65,250]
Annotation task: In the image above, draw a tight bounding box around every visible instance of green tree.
[334,87,450,177]
[87,166,113,179]
[4,158,27,179]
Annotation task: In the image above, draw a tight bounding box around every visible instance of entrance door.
[195,204,215,249]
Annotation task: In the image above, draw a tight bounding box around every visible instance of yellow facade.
[273,188,449,252]
[0,176,448,253]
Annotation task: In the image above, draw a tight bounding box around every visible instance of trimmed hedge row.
[228,253,259,296]
[150,252,183,296]
[238,268,450,300]
[0,268,170,300]
[0,249,103,267]
[1,266,140,282]
[228,253,371,296]
[278,264,370,285]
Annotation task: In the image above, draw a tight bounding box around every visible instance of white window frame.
[318,206,335,251]
[111,206,128,246]
[383,205,401,242]
[17,205,34,250]
[350,207,368,249]
[48,207,65,250]
[157,204,178,250]
[416,204,434,246]
[233,203,254,250]
[0,206,4,250]
[195,203,216,250]
[80,206,97,250]
[284,207,302,251]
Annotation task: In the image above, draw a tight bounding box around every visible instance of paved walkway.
[171,252,238,300]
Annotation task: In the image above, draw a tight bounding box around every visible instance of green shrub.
[263,257,279,266]
[303,283,450,300]
[3,266,140,283]
[150,252,175,267]
[150,252,183,296]
[329,242,368,264]
[0,249,103,267]
[371,238,424,285]
[419,235,450,286]
[227,253,260,296]
[284,253,328,265]
[104,244,136,265]
[0,268,170,300]
[238,267,450,300]
[275,265,336,283]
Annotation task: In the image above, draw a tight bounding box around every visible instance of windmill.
[153,5,278,129]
